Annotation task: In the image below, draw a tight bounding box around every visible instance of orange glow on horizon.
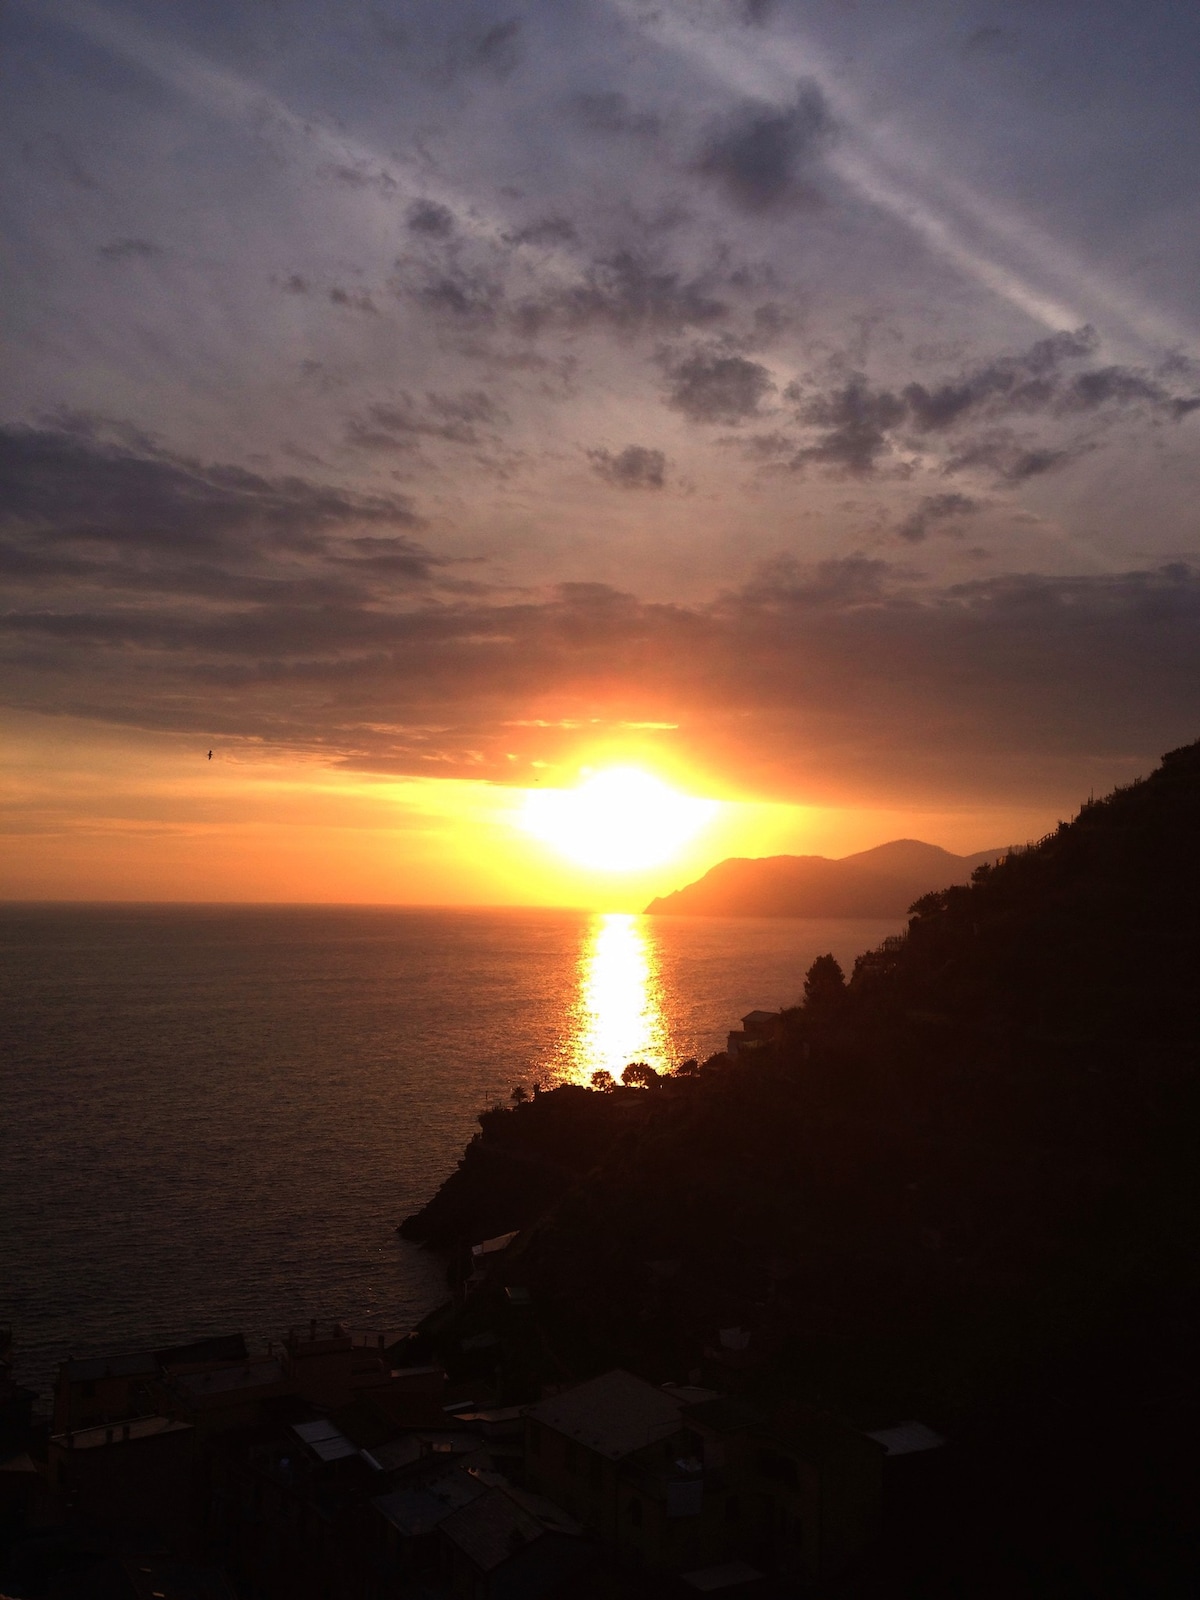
[0,709,1067,906]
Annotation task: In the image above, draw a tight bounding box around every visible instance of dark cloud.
[568,92,662,139]
[396,246,726,340]
[415,264,504,325]
[346,391,501,451]
[695,84,834,211]
[963,24,1014,56]
[896,492,980,543]
[900,328,1096,431]
[328,286,377,313]
[506,216,578,248]
[943,435,1079,483]
[788,375,907,475]
[781,330,1200,478]
[4,501,1198,803]
[282,274,309,295]
[473,18,523,78]
[406,198,456,238]
[536,253,726,337]
[329,163,397,196]
[739,0,780,24]
[587,445,667,490]
[98,238,160,261]
[0,418,425,573]
[664,350,774,424]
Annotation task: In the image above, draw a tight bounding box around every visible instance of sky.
[3,0,1200,903]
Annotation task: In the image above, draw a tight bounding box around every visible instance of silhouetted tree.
[510,1084,528,1103]
[675,1058,700,1076]
[803,953,846,1011]
[622,1062,660,1088]
[590,1069,616,1092]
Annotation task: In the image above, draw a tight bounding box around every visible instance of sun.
[518,767,720,872]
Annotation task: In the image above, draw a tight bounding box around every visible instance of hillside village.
[0,1309,932,1600]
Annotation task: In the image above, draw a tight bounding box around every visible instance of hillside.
[406,742,1200,1590]
[645,837,1007,917]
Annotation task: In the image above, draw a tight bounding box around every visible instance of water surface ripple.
[0,904,899,1395]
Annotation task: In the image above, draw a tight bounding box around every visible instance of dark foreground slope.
[408,743,1200,1591]
[646,837,1006,917]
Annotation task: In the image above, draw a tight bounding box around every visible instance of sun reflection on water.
[566,913,669,1083]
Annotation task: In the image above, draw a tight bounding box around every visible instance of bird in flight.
[207,750,212,760]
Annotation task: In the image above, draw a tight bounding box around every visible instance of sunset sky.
[3,0,1200,904]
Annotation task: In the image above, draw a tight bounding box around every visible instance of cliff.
[645,837,1007,917]
[407,743,1200,1588]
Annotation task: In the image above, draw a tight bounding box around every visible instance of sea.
[0,904,901,1399]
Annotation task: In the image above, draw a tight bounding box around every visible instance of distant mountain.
[645,838,1009,918]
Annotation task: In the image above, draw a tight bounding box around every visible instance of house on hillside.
[725,1010,781,1059]
[523,1370,883,1580]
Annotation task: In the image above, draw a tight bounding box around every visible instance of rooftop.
[290,1419,359,1463]
[60,1353,158,1384]
[471,1230,518,1258]
[864,1420,947,1456]
[527,1369,684,1461]
[52,1416,191,1450]
[173,1360,285,1400]
[373,1470,486,1537]
[439,1488,548,1572]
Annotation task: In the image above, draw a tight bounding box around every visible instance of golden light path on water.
[566,912,670,1082]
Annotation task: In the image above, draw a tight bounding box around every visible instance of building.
[725,1011,781,1060]
[437,1472,591,1600]
[46,1415,195,1547]
[523,1370,884,1580]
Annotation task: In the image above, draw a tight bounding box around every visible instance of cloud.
[4,521,1198,804]
[536,253,726,337]
[98,238,160,260]
[395,241,728,342]
[567,91,662,139]
[664,349,774,424]
[1,421,1197,805]
[406,198,456,238]
[896,493,980,543]
[470,18,523,80]
[588,445,667,490]
[789,375,907,475]
[0,418,429,590]
[695,84,834,211]
[329,286,378,313]
[781,330,1200,479]
[942,436,1079,483]
[346,391,502,451]
[506,216,578,248]
[328,162,398,197]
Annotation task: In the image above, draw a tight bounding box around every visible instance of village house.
[523,1369,884,1581]
[725,1011,782,1060]
[46,1415,195,1549]
[436,1470,591,1599]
